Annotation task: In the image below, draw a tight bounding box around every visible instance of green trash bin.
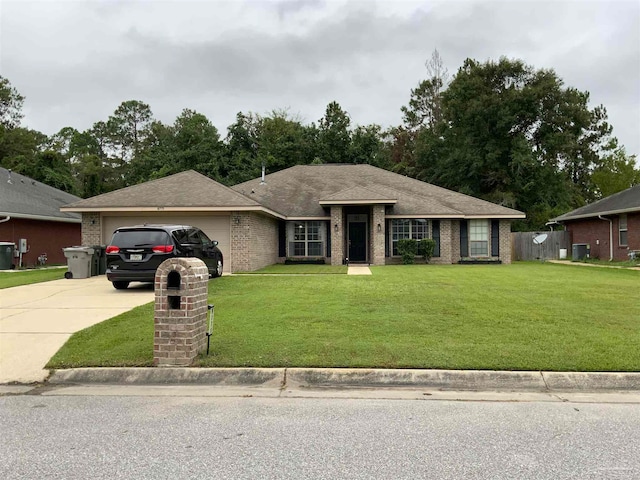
[0,242,15,270]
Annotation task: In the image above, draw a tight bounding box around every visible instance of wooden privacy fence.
[511,231,570,261]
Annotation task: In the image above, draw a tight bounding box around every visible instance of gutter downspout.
[0,216,10,224]
[598,215,613,261]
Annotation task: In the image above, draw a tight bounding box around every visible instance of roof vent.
[260,163,266,185]
[7,169,12,184]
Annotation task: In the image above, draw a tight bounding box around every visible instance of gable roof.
[232,164,525,218]
[0,167,81,223]
[552,185,640,222]
[62,170,262,212]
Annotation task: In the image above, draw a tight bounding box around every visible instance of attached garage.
[101,213,231,272]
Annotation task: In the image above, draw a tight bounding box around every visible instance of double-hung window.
[619,214,628,246]
[469,219,489,256]
[391,219,429,256]
[288,221,324,257]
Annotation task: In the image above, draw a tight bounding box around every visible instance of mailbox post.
[154,257,209,366]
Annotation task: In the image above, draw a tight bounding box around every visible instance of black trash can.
[91,246,107,275]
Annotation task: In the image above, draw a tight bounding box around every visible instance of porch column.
[330,206,343,266]
[371,205,385,265]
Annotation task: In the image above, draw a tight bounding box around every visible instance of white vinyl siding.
[287,221,325,257]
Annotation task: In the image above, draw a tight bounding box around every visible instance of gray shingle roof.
[0,167,81,222]
[552,185,640,222]
[63,170,259,210]
[232,164,525,218]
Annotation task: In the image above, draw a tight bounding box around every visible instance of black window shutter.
[432,220,440,257]
[326,220,331,257]
[385,219,390,257]
[278,221,286,257]
[491,220,500,257]
[460,220,468,257]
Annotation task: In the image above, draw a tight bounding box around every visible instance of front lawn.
[47,263,640,371]
[235,264,347,274]
[0,267,67,289]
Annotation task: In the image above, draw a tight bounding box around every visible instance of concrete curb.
[46,367,640,392]
[48,368,284,387]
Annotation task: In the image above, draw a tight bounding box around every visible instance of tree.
[591,147,640,198]
[0,76,24,128]
[418,57,618,229]
[106,100,154,168]
[401,49,449,131]
[317,101,351,163]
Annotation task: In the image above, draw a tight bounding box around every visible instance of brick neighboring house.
[61,165,525,272]
[550,185,640,261]
[0,167,81,267]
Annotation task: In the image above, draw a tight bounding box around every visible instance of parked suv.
[105,225,224,289]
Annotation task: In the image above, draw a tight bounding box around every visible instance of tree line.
[1,51,638,230]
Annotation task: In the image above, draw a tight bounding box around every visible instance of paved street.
[2,387,639,479]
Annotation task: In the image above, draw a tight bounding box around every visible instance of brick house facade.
[552,185,640,261]
[64,166,524,273]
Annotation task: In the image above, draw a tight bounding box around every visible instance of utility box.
[63,246,95,279]
[0,242,15,270]
[154,257,209,366]
[572,243,590,261]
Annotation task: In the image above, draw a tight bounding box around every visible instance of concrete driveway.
[0,276,154,384]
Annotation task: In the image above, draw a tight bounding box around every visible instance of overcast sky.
[1,0,639,157]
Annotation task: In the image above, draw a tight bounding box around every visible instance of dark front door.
[348,222,367,262]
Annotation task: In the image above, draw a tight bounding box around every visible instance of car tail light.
[105,246,120,254]
[152,245,174,253]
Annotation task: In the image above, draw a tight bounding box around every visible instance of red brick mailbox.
[154,257,209,366]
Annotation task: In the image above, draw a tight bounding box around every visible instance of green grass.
[579,258,640,268]
[0,267,68,289]
[47,263,640,371]
[236,264,347,274]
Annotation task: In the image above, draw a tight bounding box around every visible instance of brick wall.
[0,218,80,266]
[371,205,385,265]
[330,207,344,266]
[499,220,512,264]
[154,258,209,366]
[450,220,461,262]
[81,213,101,246]
[565,212,640,261]
[430,219,453,264]
[230,212,279,272]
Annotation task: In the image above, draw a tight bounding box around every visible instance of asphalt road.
[2,390,639,479]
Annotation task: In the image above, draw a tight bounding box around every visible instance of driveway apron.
[0,276,154,384]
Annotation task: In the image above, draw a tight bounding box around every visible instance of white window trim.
[469,219,490,257]
[287,221,325,257]
[389,219,430,257]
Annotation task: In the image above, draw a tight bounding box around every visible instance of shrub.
[419,238,436,263]
[397,239,417,264]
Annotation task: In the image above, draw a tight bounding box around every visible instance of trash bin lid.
[63,246,96,254]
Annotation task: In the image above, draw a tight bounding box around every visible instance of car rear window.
[110,230,171,248]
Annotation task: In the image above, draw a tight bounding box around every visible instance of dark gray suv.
[105,224,224,289]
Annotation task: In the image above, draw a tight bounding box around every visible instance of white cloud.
[1,0,638,157]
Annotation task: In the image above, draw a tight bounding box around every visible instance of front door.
[348,222,367,262]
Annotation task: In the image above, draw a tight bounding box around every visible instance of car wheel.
[213,259,223,278]
[112,281,130,290]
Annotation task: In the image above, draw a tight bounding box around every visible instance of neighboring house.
[550,185,640,261]
[61,164,525,272]
[0,167,81,267]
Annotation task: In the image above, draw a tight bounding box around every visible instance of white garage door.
[102,213,231,272]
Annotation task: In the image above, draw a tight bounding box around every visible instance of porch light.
[377,223,381,232]
[334,223,339,232]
